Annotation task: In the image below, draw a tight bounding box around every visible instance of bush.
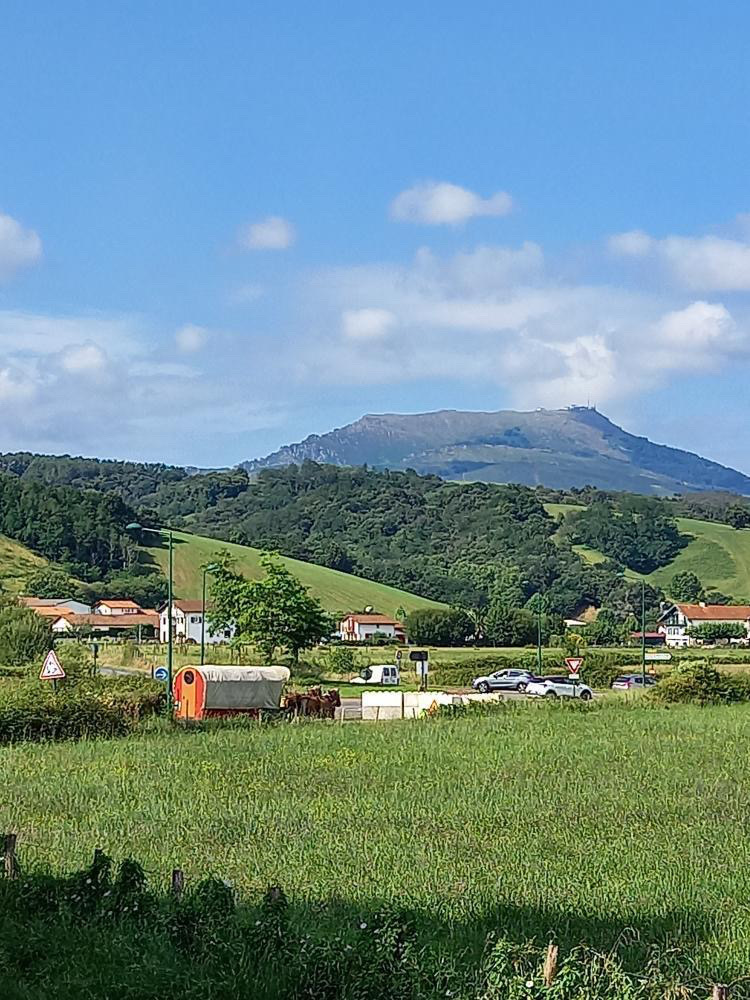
[430,649,639,689]
[405,608,474,646]
[0,675,165,744]
[0,602,52,667]
[651,660,750,706]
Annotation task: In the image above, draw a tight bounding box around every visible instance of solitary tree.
[210,552,331,663]
[670,571,704,603]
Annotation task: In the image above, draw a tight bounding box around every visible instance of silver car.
[525,676,594,701]
[472,668,535,693]
[611,674,657,691]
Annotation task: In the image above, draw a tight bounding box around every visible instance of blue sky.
[2,2,750,469]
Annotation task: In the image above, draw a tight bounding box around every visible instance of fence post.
[171,868,184,901]
[3,833,19,879]
[713,987,728,1000]
[543,942,558,987]
[339,705,346,725]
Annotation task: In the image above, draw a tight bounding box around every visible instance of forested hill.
[183,462,675,618]
[243,406,750,495]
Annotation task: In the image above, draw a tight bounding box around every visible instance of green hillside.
[545,504,750,600]
[144,530,444,617]
[0,534,47,594]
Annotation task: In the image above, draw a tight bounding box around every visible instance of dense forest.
[186,462,664,618]
[0,472,138,580]
[3,449,747,619]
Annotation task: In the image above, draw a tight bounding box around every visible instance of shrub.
[405,608,474,646]
[0,602,51,667]
[651,660,750,706]
[0,675,165,744]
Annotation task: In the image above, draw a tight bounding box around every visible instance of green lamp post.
[126,522,174,710]
[200,563,219,666]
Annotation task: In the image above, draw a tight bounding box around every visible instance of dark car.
[611,674,657,691]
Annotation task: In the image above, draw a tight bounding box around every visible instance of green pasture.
[4,703,750,982]
[144,530,443,618]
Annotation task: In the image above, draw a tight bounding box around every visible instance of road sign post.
[409,650,429,692]
[40,650,66,694]
[565,656,584,689]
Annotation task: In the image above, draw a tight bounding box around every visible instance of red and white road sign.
[565,656,584,675]
[39,650,66,681]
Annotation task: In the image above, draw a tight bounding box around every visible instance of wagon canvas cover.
[201,666,290,710]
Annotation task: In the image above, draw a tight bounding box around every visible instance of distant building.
[93,599,143,616]
[630,631,666,646]
[159,600,234,644]
[21,597,91,615]
[657,603,750,647]
[51,612,159,637]
[339,613,406,643]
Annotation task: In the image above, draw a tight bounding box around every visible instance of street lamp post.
[126,522,174,710]
[536,594,544,676]
[641,577,647,687]
[200,563,219,666]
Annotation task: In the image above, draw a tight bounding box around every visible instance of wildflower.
[359,922,367,929]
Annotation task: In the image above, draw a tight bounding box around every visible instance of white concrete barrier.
[361,691,403,720]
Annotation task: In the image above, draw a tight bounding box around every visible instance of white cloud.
[175,323,208,353]
[60,342,108,374]
[607,230,653,256]
[0,213,42,282]
[299,243,750,408]
[609,227,750,291]
[342,308,396,341]
[389,182,513,225]
[238,216,296,250]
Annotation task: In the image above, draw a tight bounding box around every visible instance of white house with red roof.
[338,613,406,643]
[657,602,750,647]
[93,599,143,616]
[159,600,234,644]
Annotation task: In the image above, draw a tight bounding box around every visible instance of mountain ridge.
[242,406,750,496]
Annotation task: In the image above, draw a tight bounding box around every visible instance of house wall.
[159,609,233,644]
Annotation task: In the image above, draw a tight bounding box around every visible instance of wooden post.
[171,868,184,901]
[712,987,728,1000]
[339,705,346,725]
[3,833,19,879]
[543,942,559,987]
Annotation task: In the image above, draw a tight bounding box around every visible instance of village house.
[338,613,406,643]
[21,596,91,615]
[159,600,234,644]
[657,602,750,647]
[93,599,143,616]
[51,611,160,638]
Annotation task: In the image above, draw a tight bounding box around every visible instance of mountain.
[242,406,750,496]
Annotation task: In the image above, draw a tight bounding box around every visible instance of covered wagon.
[173,665,291,721]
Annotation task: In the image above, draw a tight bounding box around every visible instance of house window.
[190,615,201,624]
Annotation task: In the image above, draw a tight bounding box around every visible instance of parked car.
[525,676,594,700]
[472,668,535,693]
[611,673,657,691]
[350,664,400,685]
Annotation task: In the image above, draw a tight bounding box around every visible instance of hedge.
[0,675,165,744]
[430,649,640,688]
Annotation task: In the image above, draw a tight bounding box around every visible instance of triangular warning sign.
[565,657,584,673]
[39,650,66,681]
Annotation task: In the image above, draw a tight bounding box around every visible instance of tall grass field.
[3,702,750,995]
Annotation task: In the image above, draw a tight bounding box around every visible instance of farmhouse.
[339,613,406,643]
[51,612,160,637]
[21,597,92,615]
[657,602,750,647]
[93,599,143,615]
[159,600,234,644]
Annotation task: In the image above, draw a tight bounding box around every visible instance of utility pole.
[200,563,218,666]
[641,577,646,687]
[536,594,543,676]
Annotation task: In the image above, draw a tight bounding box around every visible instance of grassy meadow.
[4,702,750,986]
[144,529,443,617]
[0,533,47,594]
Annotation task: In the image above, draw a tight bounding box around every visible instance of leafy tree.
[704,590,733,605]
[670,571,705,603]
[586,608,626,646]
[0,599,52,667]
[25,566,78,599]
[84,570,168,610]
[211,552,331,663]
[686,622,747,643]
[484,606,536,646]
[405,608,474,646]
[726,504,750,530]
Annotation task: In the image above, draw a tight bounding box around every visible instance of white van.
[350,664,400,685]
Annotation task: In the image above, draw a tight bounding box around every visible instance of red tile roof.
[344,614,404,626]
[94,600,142,610]
[675,603,750,621]
[59,613,159,628]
